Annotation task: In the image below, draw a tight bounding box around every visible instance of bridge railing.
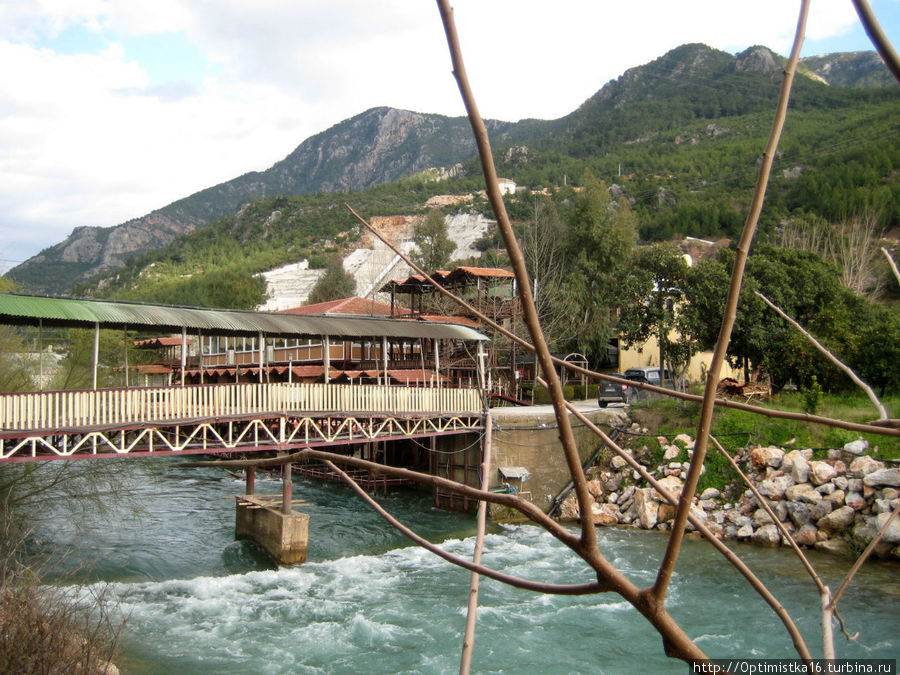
[0,382,483,432]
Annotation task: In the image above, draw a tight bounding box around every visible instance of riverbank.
[559,419,900,561]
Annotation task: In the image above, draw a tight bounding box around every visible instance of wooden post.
[258,332,264,384]
[180,326,187,386]
[282,462,293,515]
[382,336,389,384]
[476,341,487,395]
[324,336,331,383]
[246,467,256,495]
[123,325,129,388]
[434,338,441,388]
[38,319,44,392]
[92,322,100,390]
[198,329,204,385]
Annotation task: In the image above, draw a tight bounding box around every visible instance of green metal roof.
[0,293,489,341]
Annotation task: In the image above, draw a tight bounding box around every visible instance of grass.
[630,390,900,461]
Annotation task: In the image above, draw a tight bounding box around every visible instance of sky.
[1,0,898,272]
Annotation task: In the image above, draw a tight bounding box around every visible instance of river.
[34,458,899,674]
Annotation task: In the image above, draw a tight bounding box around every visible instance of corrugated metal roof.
[0,293,488,341]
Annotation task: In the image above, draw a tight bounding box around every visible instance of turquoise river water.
[34,458,899,674]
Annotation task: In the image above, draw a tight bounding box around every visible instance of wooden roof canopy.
[0,293,489,342]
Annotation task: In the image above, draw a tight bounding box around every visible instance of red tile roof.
[279,296,410,317]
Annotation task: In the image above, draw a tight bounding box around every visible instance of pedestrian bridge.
[0,381,484,462]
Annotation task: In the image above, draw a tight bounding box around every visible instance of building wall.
[617,334,742,383]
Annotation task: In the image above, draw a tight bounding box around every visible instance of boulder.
[794,524,818,547]
[663,445,681,461]
[658,503,676,523]
[843,439,869,456]
[634,488,659,530]
[809,500,833,521]
[559,494,580,521]
[620,485,636,502]
[773,501,789,523]
[815,539,851,557]
[784,450,810,483]
[686,506,708,532]
[753,508,774,527]
[864,468,900,488]
[603,474,624,493]
[848,456,883,477]
[587,480,605,500]
[758,475,794,500]
[824,489,846,506]
[611,455,629,470]
[749,446,784,469]
[872,499,900,514]
[809,460,836,486]
[817,505,856,534]
[591,503,620,526]
[700,487,721,500]
[752,524,781,546]
[785,484,822,504]
[736,523,754,539]
[845,492,867,511]
[787,501,812,528]
[652,475,684,502]
[875,512,900,544]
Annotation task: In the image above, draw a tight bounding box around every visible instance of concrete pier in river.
[486,401,628,519]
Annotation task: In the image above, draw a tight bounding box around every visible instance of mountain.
[9,108,517,294]
[8,44,896,295]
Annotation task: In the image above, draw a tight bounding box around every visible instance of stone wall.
[559,424,900,561]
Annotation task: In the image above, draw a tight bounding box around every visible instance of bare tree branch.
[653,0,811,603]
[460,414,491,674]
[755,291,889,420]
[434,0,600,556]
[852,0,900,82]
[883,247,900,287]
[541,383,813,661]
[830,505,900,611]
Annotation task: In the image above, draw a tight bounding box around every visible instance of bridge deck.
[0,382,484,462]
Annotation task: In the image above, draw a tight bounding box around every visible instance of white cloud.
[0,0,892,268]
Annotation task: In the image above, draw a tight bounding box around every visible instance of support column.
[433,338,441,388]
[246,467,256,495]
[323,336,331,383]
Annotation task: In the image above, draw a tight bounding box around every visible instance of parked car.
[597,373,629,408]
[624,367,674,389]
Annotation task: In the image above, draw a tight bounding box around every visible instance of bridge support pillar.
[235,494,309,565]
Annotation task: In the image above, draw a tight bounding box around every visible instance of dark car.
[624,367,674,389]
[598,373,628,407]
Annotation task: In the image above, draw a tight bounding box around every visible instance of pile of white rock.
[559,430,900,560]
